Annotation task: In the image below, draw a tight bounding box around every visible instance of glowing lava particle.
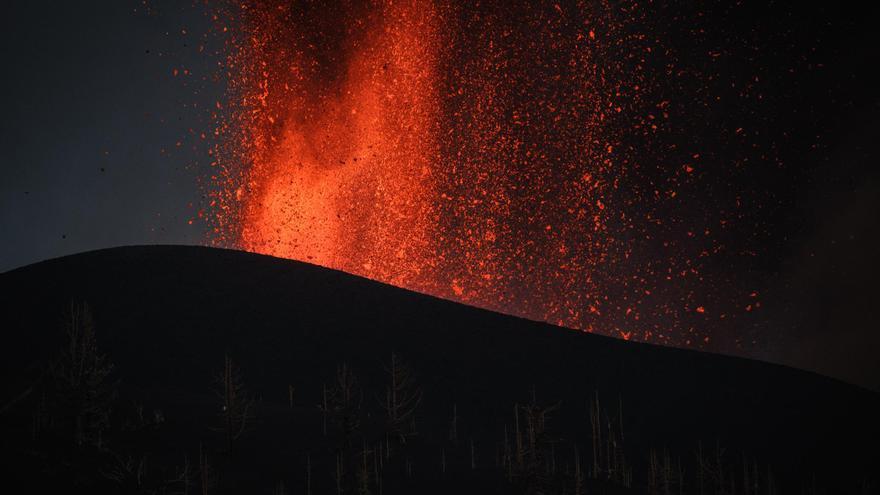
[207,0,787,351]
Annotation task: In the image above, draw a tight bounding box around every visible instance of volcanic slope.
[0,246,877,493]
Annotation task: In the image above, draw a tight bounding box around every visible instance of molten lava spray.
[233,1,443,291]
[209,1,771,349]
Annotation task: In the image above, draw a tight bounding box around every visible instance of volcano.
[0,245,877,493]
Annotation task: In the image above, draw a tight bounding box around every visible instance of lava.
[230,0,444,291]
[208,0,774,350]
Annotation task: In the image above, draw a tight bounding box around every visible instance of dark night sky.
[0,1,216,271]
[1,1,879,390]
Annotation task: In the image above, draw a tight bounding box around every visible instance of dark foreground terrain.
[0,246,877,494]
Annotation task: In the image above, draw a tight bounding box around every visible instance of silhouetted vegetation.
[381,352,422,444]
[2,301,877,494]
[215,354,254,454]
[46,301,116,448]
[1,248,878,495]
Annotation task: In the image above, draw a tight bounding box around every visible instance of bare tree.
[357,439,373,495]
[215,354,254,453]
[49,301,116,447]
[306,453,312,495]
[513,390,561,494]
[449,403,458,443]
[334,452,345,495]
[320,363,362,446]
[470,438,476,470]
[199,444,213,495]
[588,391,631,487]
[381,353,422,443]
[99,452,147,490]
[168,455,193,495]
[696,441,727,495]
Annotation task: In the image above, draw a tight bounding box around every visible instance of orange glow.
[233,1,443,290]
[206,0,764,349]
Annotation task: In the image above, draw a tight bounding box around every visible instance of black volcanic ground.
[1,246,878,494]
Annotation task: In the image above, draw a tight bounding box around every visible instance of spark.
[205,0,777,351]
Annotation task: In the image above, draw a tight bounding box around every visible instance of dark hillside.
[0,246,877,493]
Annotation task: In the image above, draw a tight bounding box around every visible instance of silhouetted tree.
[381,353,422,444]
[320,363,362,447]
[697,441,727,495]
[168,455,193,495]
[48,301,116,447]
[335,452,346,495]
[199,444,213,495]
[514,389,561,494]
[357,439,373,495]
[449,403,458,443]
[215,354,254,453]
[99,452,147,490]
